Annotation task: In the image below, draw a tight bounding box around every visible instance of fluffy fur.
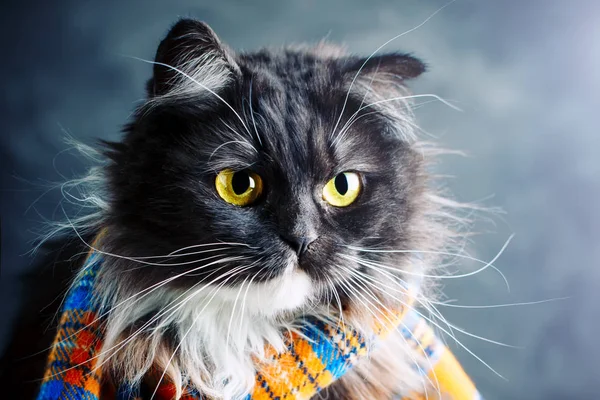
[48,19,470,399]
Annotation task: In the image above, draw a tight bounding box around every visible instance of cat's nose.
[280,234,316,257]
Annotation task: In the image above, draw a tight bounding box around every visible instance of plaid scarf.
[37,244,482,400]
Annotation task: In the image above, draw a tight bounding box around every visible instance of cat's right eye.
[215,169,263,206]
[322,172,362,207]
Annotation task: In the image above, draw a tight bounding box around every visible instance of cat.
[2,18,466,399]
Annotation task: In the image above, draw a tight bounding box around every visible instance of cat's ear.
[148,19,240,98]
[342,53,426,86]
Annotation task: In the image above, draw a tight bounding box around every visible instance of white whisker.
[248,78,263,146]
[337,272,434,399]
[420,300,520,349]
[346,267,507,380]
[127,56,252,136]
[167,241,257,255]
[209,140,260,162]
[429,297,570,309]
[226,275,250,359]
[344,234,513,289]
[150,265,253,400]
[330,0,457,143]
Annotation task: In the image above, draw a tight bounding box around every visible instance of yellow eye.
[215,169,263,206]
[322,172,361,207]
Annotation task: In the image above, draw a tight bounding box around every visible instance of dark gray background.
[1,0,598,398]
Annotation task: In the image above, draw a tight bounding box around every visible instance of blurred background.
[1,0,598,398]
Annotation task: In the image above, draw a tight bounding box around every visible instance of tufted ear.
[148,19,240,98]
[342,53,426,92]
[337,53,425,141]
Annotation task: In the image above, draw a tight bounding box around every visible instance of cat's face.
[103,20,428,315]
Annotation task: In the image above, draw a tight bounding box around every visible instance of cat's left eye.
[322,172,362,207]
[215,169,263,206]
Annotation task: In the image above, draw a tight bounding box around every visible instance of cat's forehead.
[238,48,352,104]
[187,49,406,179]
[238,45,346,78]
[194,53,386,175]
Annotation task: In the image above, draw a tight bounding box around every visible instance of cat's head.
[99,19,438,317]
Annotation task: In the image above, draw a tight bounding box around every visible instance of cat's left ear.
[342,53,426,84]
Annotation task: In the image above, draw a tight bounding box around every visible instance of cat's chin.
[211,267,314,317]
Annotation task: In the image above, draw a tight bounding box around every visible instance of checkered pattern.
[38,252,104,400]
[38,245,482,400]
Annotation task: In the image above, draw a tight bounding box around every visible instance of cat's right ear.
[147,19,240,98]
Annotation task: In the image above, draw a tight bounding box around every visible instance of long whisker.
[347,261,517,349]
[151,282,230,400]
[347,268,507,380]
[332,94,454,148]
[337,272,435,399]
[42,262,238,382]
[217,118,258,154]
[344,234,513,288]
[360,261,519,348]
[415,296,459,349]
[341,259,517,355]
[248,77,263,146]
[428,297,570,309]
[358,93,461,114]
[329,0,457,142]
[32,250,247,361]
[326,275,345,328]
[81,242,250,261]
[95,264,254,377]
[239,265,268,339]
[167,241,258,255]
[149,265,254,400]
[418,299,520,349]
[65,213,251,268]
[226,275,250,359]
[344,253,499,284]
[209,140,259,164]
[121,252,237,272]
[340,265,444,395]
[128,57,252,136]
